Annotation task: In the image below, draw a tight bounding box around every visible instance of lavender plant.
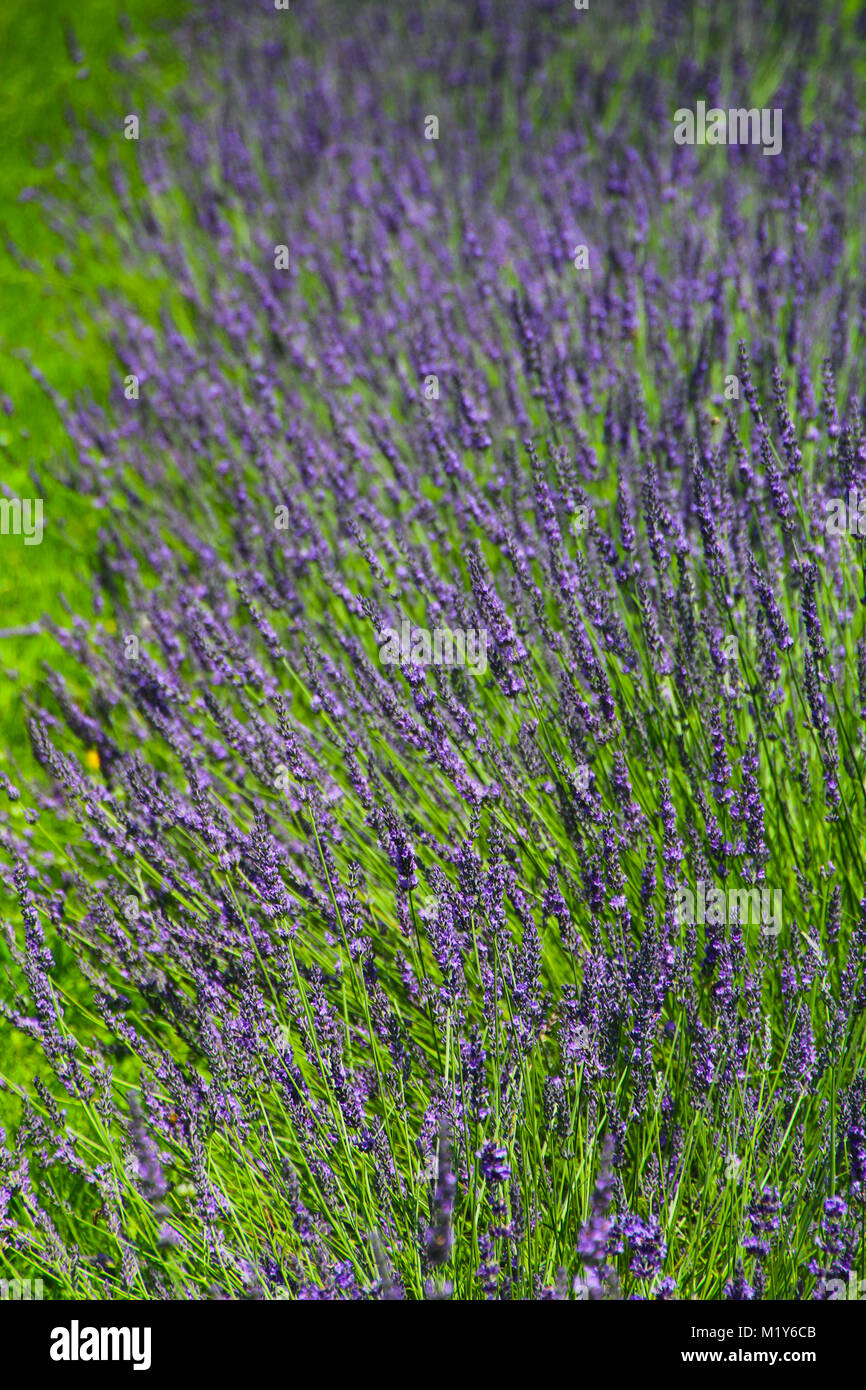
[2,0,866,1301]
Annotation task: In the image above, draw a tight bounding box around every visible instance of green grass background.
[0,0,187,779]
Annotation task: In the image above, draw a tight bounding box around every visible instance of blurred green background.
[0,0,187,779]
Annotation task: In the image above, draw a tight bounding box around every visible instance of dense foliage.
[3,0,866,1300]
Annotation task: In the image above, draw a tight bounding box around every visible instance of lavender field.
[3,0,866,1311]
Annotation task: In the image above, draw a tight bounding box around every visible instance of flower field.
[3,0,866,1310]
